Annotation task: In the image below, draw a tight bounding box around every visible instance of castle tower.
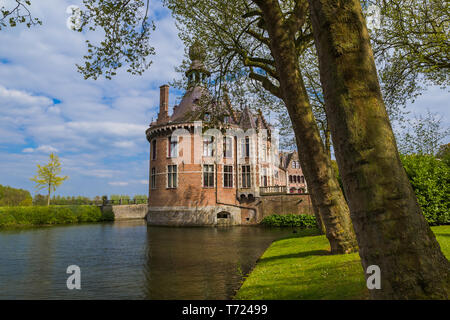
[185,40,211,87]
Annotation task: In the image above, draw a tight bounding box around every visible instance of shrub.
[0,205,113,227]
[261,214,317,228]
[400,154,450,225]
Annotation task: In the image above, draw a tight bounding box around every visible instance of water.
[0,220,293,299]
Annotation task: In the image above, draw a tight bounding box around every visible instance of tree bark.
[308,0,449,299]
[47,184,51,206]
[254,0,358,254]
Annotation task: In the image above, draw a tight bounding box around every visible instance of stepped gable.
[239,105,257,129]
[279,151,294,170]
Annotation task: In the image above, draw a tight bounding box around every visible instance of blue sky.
[0,0,448,198]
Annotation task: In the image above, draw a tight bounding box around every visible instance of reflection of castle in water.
[143,226,291,299]
[146,41,310,226]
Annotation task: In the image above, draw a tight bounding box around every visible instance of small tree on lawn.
[30,153,68,206]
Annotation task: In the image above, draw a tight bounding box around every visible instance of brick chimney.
[157,84,170,124]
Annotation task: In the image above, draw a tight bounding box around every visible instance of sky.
[0,0,448,198]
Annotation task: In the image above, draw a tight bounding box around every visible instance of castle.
[145,42,310,226]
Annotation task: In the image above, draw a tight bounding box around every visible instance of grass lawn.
[234,225,450,300]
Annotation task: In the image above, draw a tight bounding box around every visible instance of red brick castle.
[146,42,310,226]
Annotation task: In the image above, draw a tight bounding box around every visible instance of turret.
[185,40,211,87]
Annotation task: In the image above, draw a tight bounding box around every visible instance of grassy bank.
[235,225,450,300]
[0,205,114,228]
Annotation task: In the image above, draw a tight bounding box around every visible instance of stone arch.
[217,211,230,219]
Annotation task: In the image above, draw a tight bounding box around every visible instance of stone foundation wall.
[147,205,241,226]
[256,194,313,222]
[145,194,313,226]
[102,204,148,220]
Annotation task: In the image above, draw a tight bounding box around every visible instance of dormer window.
[223,115,230,124]
[203,136,214,157]
[204,113,211,121]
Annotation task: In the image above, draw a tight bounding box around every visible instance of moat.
[0,220,293,299]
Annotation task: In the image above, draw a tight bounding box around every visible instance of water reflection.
[0,221,291,299]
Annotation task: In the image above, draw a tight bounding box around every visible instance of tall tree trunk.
[47,184,51,206]
[308,0,449,298]
[254,0,358,254]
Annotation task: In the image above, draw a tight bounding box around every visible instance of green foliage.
[261,214,317,228]
[0,205,113,228]
[30,153,68,206]
[436,143,450,166]
[76,0,155,80]
[0,184,33,207]
[0,0,42,30]
[369,0,449,109]
[400,154,450,225]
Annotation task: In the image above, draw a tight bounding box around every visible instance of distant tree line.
[32,194,148,206]
[0,185,33,206]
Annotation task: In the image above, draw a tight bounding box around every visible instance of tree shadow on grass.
[434,233,450,238]
[258,249,330,263]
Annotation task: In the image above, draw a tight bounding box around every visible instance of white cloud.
[108,181,129,187]
[0,84,53,108]
[21,145,59,153]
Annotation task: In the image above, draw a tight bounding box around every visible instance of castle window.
[293,175,297,183]
[241,137,250,158]
[151,140,157,160]
[241,165,251,188]
[168,136,178,158]
[223,136,232,158]
[224,165,233,188]
[289,175,293,183]
[167,165,177,188]
[261,143,267,162]
[261,168,268,187]
[223,115,230,124]
[301,175,305,184]
[151,167,156,189]
[203,164,214,188]
[203,136,214,157]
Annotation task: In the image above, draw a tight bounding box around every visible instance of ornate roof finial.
[186,39,210,86]
[189,39,206,62]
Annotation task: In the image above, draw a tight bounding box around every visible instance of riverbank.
[0,205,114,227]
[234,225,450,300]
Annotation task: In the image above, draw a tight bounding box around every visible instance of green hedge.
[0,205,114,227]
[261,214,317,228]
[400,154,450,225]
